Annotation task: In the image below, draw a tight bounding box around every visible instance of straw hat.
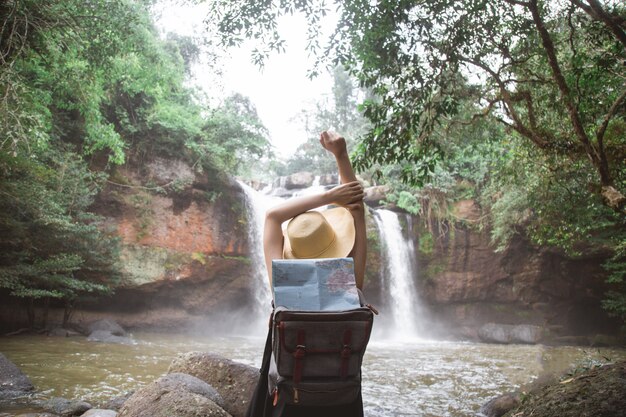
[283,207,355,259]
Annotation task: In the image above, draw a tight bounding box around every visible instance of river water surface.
[1,332,624,417]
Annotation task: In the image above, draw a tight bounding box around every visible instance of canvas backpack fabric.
[267,304,374,408]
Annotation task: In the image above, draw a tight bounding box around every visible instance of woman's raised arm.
[320,131,367,290]
[263,181,363,282]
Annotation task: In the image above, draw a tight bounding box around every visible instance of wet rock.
[0,352,34,399]
[87,319,127,337]
[553,335,590,345]
[103,391,134,411]
[48,328,82,337]
[478,323,512,343]
[80,410,117,417]
[363,185,390,206]
[168,352,258,417]
[158,373,224,408]
[318,174,338,186]
[118,373,230,417]
[86,330,134,345]
[40,397,92,417]
[478,323,543,344]
[590,333,624,347]
[146,157,195,187]
[453,199,481,222]
[510,325,543,344]
[480,392,520,417]
[278,172,314,190]
[504,361,626,417]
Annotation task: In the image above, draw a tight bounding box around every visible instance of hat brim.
[283,207,355,259]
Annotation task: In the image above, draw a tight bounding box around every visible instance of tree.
[205,0,625,213]
[285,66,370,175]
[0,149,120,328]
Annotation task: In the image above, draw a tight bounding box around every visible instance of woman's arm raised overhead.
[320,131,367,290]
[263,180,364,282]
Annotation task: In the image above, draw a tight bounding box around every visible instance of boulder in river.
[478,323,543,344]
[86,330,134,345]
[80,409,118,417]
[0,352,35,399]
[40,397,92,417]
[168,352,258,417]
[479,392,520,417]
[103,391,134,411]
[118,373,230,417]
[87,319,127,337]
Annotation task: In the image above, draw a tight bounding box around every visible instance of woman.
[246,130,367,417]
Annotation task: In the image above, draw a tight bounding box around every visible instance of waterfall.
[238,181,278,326]
[373,208,425,339]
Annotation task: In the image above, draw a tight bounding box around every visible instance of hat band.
[291,234,337,259]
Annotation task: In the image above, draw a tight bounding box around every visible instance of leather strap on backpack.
[340,329,352,379]
[292,329,306,385]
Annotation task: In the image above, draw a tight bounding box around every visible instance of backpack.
[267,302,375,407]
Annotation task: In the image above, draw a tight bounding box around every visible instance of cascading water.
[238,180,332,322]
[237,181,278,326]
[373,208,426,339]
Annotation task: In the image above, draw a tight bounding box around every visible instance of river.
[1,332,624,416]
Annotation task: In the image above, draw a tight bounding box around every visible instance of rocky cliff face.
[1,168,620,340]
[86,158,259,330]
[415,222,620,340]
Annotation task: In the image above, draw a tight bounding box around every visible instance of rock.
[41,397,92,417]
[118,373,230,417]
[553,335,590,345]
[453,199,481,222]
[87,319,127,337]
[278,172,314,190]
[146,157,195,187]
[15,413,60,417]
[363,185,390,206]
[168,352,258,417]
[478,323,513,344]
[103,391,134,411]
[318,174,338,186]
[478,323,543,344]
[505,361,626,417]
[48,327,82,337]
[590,333,624,347]
[80,410,117,417]
[480,392,520,417]
[87,330,134,345]
[0,352,34,399]
[510,325,543,344]
[158,373,224,408]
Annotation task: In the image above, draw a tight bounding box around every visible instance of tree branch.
[571,0,626,49]
[461,55,549,148]
[528,0,610,186]
[597,87,626,149]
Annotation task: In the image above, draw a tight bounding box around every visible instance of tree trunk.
[26,298,34,328]
[62,300,74,328]
[41,297,50,329]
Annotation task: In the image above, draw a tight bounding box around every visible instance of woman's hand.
[326,181,364,207]
[320,130,347,157]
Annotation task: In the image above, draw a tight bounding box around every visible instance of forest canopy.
[205,0,625,319]
[0,0,625,325]
[0,0,271,325]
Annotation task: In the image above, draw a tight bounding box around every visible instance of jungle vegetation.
[0,0,624,325]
